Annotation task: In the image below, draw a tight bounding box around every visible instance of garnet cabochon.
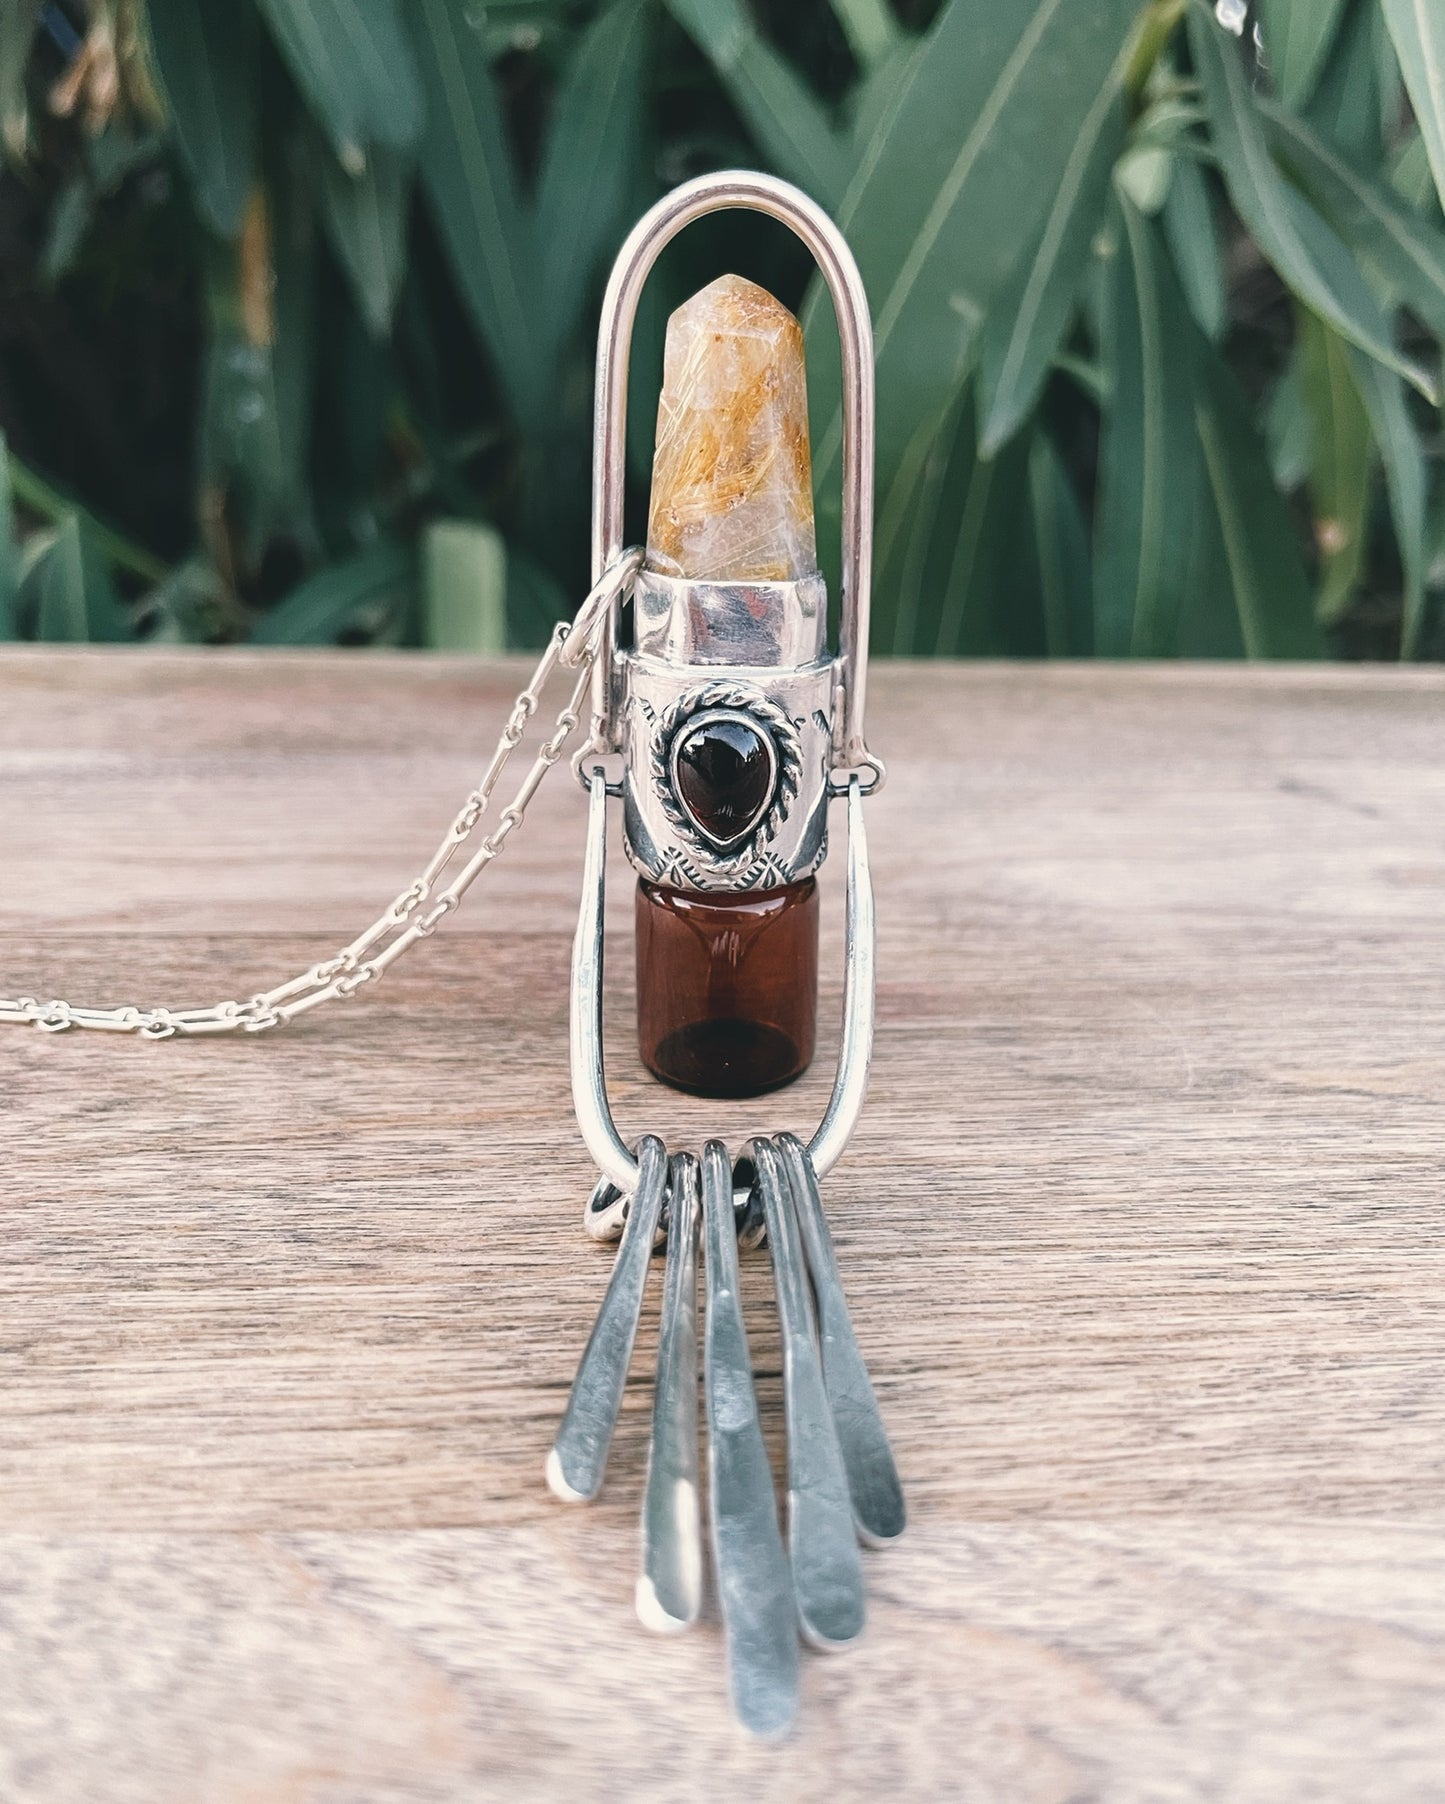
[671,712,777,850]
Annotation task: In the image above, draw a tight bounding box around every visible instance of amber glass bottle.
[636,879,818,1096]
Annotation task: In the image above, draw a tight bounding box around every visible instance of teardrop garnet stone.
[671,710,778,851]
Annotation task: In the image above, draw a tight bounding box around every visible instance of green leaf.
[1029,429,1092,656]
[1389,130,1438,212]
[423,518,507,651]
[506,543,569,641]
[1190,5,1437,402]
[251,538,413,643]
[271,151,319,548]
[536,0,651,356]
[86,127,166,193]
[1428,493,1445,608]
[664,0,850,207]
[33,516,131,643]
[1115,140,1172,215]
[1392,130,1440,211]
[847,33,920,153]
[40,179,90,284]
[10,528,53,637]
[931,431,1027,656]
[880,384,1034,656]
[80,540,133,643]
[34,126,164,284]
[828,0,901,69]
[4,451,167,584]
[0,0,38,158]
[1175,453,1244,657]
[1265,349,1310,488]
[255,0,423,168]
[1296,308,1371,623]
[1381,0,1445,215]
[145,0,257,237]
[1257,0,1348,109]
[881,392,967,653]
[977,89,1124,454]
[1265,100,1445,337]
[1343,340,1428,658]
[315,140,413,339]
[1193,344,1322,658]
[807,0,1141,581]
[412,0,544,421]
[1374,2,1406,139]
[200,250,299,567]
[1129,94,1209,156]
[33,520,86,642]
[1305,0,1384,166]
[1161,154,1226,339]
[1093,195,1202,658]
[1055,349,1105,403]
[624,251,673,486]
[0,432,16,639]
[313,302,393,525]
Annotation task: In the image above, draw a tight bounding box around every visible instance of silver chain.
[0,549,643,1041]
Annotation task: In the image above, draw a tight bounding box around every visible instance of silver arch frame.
[588,168,877,776]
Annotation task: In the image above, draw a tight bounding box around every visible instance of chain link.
[0,548,643,1039]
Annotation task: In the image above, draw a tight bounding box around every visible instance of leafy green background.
[1,0,1442,657]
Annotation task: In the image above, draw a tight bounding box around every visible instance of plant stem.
[1124,0,1188,105]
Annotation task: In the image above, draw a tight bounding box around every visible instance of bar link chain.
[0,549,643,1040]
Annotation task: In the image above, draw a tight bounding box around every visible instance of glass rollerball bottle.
[627,273,828,1099]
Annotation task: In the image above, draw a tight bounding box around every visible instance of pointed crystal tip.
[645,273,817,584]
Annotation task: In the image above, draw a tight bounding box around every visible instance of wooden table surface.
[1,649,1443,1803]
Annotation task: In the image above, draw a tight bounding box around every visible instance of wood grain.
[1,649,1443,1800]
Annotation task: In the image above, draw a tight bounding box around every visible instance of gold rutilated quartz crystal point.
[645,273,817,583]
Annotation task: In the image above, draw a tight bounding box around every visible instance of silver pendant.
[548,170,900,1738]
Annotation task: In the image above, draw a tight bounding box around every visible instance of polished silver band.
[632,570,827,667]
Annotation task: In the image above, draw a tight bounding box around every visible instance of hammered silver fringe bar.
[752,1136,865,1650]
[701,1139,799,1739]
[775,1131,905,1546]
[637,1150,703,1635]
[547,1135,668,1504]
